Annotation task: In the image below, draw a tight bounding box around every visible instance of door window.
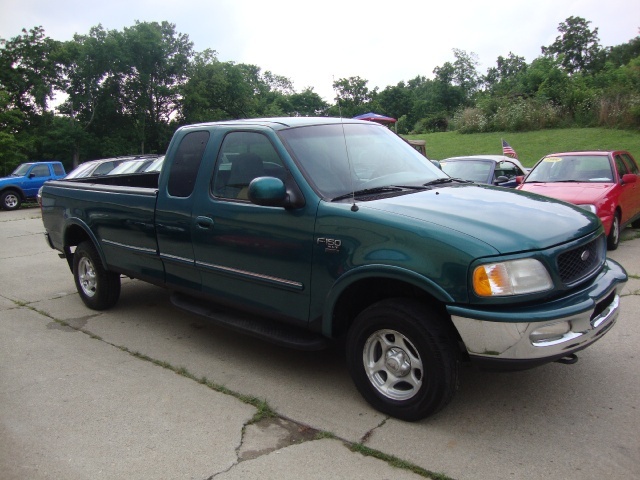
[211,132,286,200]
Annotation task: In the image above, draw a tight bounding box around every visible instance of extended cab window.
[53,163,65,176]
[211,132,285,200]
[168,131,210,197]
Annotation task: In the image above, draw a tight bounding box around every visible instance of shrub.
[451,108,488,133]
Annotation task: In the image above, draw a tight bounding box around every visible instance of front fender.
[321,264,455,336]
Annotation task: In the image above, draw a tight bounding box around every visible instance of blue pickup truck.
[40,117,627,420]
[1,161,66,210]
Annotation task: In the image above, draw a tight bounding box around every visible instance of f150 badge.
[317,237,341,253]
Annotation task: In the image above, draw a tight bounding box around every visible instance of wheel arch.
[62,219,106,272]
[322,265,460,342]
[0,185,26,200]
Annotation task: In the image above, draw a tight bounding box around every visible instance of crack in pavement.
[202,414,328,479]
[237,417,320,462]
[359,417,388,444]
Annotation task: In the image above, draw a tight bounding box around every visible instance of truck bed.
[42,171,163,282]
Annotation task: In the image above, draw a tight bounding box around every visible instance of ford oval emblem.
[581,250,590,261]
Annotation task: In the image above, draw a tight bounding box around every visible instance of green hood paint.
[358,184,600,254]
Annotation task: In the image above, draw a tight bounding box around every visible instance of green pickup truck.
[40,117,627,420]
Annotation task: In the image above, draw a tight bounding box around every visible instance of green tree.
[484,52,527,95]
[432,62,465,113]
[331,76,376,117]
[605,35,640,67]
[285,88,328,116]
[377,82,412,122]
[57,25,120,165]
[180,51,270,122]
[0,26,66,161]
[452,48,480,100]
[542,16,603,74]
[118,21,193,153]
[0,26,62,116]
[0,88,28,174]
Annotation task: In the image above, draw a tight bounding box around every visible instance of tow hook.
[555,353,579,365]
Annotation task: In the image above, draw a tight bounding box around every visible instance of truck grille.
[557,236,605,286]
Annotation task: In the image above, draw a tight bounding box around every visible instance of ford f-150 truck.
[1,161,66,210]
[40,117,627,420]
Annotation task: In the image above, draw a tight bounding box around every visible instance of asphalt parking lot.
[1,206,639,480]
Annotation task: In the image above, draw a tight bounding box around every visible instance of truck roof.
[178,117,377,132]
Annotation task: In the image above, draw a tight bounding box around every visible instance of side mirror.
[430,160,442,170]
[622,173,637,184]
[515,175,524,185]
[29,172,36,178]
[495,175,509,184]
[248,176,305,209]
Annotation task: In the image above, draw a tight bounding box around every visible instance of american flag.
[502,139,518,159]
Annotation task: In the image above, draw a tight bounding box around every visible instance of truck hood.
[0,175,20,185]
[518,182,611,204]
[363,184,600,254]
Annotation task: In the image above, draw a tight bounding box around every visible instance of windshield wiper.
[393,184,428,190]
[331,186,405,202]
[423,177,471,187]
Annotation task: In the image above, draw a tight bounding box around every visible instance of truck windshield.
[12,163,33,176]
[279,123,447,199]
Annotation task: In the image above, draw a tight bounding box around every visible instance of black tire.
[607,212,621,250]
[73,241,121,310]
[346,298,459,421]
[632,218,640,229]
[1,190,21,211]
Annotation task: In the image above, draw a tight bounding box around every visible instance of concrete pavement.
[1,207,639,479]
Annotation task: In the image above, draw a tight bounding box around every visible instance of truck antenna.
[333,77,358,212]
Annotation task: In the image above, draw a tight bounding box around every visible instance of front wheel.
[73,241,121,310]
[1,190,21,210]
[346,299,459,421]
[607,212,620,250]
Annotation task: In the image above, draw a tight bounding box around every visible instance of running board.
[170,292,328,351]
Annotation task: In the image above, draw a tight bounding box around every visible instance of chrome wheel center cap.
[385,347,411,377]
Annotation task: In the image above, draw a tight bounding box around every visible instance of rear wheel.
[1,190,21,210]
[73,241,121,310]
[607,212,620,250]
[346,298,459,421]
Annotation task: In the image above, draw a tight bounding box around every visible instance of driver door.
[191,130,316,325]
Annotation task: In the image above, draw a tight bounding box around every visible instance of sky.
[1,0,638,102]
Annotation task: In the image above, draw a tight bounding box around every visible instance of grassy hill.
[405,128,640,168]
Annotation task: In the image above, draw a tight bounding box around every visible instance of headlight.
[473,258,553,296]
[577,204,597,214]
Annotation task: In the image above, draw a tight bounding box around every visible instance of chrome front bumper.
[452,291,619,365]
[448,259,627,370]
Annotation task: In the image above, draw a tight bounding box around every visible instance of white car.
[439,155,529,187]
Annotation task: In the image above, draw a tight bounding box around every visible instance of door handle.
[195,216,214,229]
